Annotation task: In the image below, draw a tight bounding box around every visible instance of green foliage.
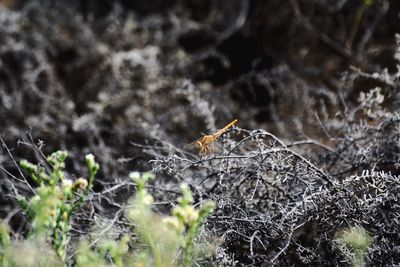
[1,221,62,267]
[127,172,216,267]
[18,151,98,262]
[362,0,375,7]
[335,226,373,267]
[172,184,216,267]
[2,153,216,266]
[0,222,10,266]
[76,171,216,267]
[76,236,130,267]
[76,240,108,267]
[128,171,178,267]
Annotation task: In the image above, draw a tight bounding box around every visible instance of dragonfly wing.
[184,139,200,150]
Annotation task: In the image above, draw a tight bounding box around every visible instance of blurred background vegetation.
[0,0,399,266]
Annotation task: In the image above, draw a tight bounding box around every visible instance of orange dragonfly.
[186,119,238,156]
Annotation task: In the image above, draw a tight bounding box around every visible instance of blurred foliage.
[127,172,216,267]
[17,151,98,261]
[335,226,373,267]
[1,164,215,266]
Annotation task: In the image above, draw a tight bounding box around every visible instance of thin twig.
[0,137,35,194]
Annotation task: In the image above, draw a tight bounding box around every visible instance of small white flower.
[62,179,73,187]
[142,194,154,205]
[85,154,95,162]
[162,217,183,230]
[129,171,141,181]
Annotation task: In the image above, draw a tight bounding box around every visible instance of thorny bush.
[150,47,400,264]
[151,113,400,265]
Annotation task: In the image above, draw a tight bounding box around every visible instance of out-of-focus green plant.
[127,171,178,267]
[362,0,375,7]
[75,171,216,267]
[0,221,11,265]
[17,151,99,262]
[346,0,375,51]
[171,183,216,267]
[3,158,216,267]
[0,220,62,267]
[335,226,373,267]
[76,236,130,267]
[127,172,216,267]
[76,240,108,267]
